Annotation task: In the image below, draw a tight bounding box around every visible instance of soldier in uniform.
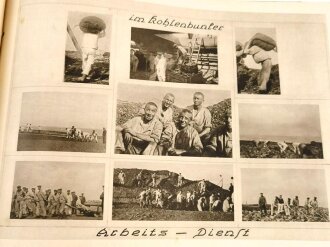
[57,188,67,219]
[48,189,58,217]
[14,185,25,219]
[36,185,47,218]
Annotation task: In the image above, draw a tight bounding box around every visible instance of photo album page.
[0,0,330,242]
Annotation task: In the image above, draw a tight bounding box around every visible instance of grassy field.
[112,203,234,221]
[17,133,106,153]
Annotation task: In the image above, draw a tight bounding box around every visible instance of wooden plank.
[67,24,82,56]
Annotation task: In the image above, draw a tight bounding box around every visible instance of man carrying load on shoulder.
[237,33,277,94]
[77,16,106,82]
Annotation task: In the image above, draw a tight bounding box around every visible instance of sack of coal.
[79,16,106,34]
[249,33,276,51]
[236,41,243,51]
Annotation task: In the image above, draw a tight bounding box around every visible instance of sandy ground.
[17,133,106,153]
[112,203,234,221]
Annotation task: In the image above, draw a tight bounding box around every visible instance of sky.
[235,27,278,69]
[241,168,328,207]
[118,83,230,108]
[12,162,105,201]
[115,161,233,190]
[239,103,322,143]
[20,92,108,129]
[66,12,111,52]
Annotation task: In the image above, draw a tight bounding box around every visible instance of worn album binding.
[0,0,330,241]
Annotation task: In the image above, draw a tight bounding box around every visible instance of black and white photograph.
[64,12,111,84]
[17,92,108,153]
[241,168,329,222]
[112,162,234,221]
[10,161,105,220]
[235,27,280,94]
[130,27,218,84]
[115,84,232,157]
[239,103,323,159]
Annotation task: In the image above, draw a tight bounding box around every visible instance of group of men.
[130,42,190,82]
[115,92,232,157]
[258,193,320,217]
[11,185,103,219]
[137,177,234,213]
[119,169,234,213]
[65,126,107,144]
[19,124,41,133]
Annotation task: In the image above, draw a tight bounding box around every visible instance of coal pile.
[64,51,110,85]
[237,62,280,94]
[113,168,232,206]
[240,141,323,159]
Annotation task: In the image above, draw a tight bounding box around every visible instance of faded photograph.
[239,104,323,159]
[130,27,218,84]
[17,92,108,153]
[241,168,329,222]
[112,162,234,221]
[115,84,232,157]
[236,28,280,94]
[10,161,105,220]
[64,12,111,84]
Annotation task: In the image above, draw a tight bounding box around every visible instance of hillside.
[113,168,232,204]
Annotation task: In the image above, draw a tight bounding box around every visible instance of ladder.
[190,39,202,64]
